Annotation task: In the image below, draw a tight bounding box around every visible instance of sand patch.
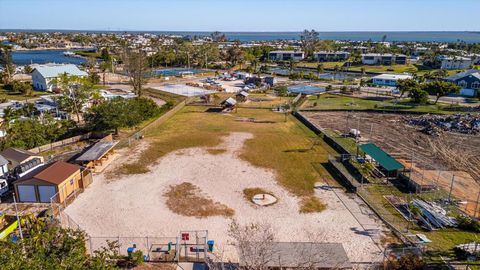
[164,182,234,218]
[66,132,385,263]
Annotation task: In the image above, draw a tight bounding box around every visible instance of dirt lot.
[66,132,386,263]
[302,111,480,215]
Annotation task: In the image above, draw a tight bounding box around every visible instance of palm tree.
[316,63,324,77]
[333,65,340,80]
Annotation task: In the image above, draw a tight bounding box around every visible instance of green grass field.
[301,94,474,114]
[296,62,466,76]
[0,87,48,101]
[118,105,337,212]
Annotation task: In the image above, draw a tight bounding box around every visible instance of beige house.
[14,161,91,203]
[0,148,44,168]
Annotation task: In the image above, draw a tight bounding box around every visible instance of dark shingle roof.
[445,69,480,81]
[0,155,7,166]
[0,148,36,164]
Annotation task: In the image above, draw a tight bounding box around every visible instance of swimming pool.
[152,68,208,77]
[288,85,326,94]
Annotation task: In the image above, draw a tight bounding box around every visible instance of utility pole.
[13,193,24,240]
[345,113,349,137]
[369,123,374,142]
[448,174,455,203]
[474,191,480,219]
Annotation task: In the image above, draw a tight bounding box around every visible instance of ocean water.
[12,50,87,65]
[3,30,480,43]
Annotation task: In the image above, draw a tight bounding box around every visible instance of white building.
[438,56,472,70]
[372,74,413,87]
[0,155,8,177]
[314,51,350,62]
[269,51,304,61]
[31,64,88,92]
[362,54,407,65]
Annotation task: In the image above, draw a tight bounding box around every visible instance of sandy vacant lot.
[66,132,385,263]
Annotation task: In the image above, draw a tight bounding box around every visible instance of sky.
[0,0,479,32]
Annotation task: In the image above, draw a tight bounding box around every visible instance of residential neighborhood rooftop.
[32,63,88,78]
[0,147,37,164]
[33,161,81,185]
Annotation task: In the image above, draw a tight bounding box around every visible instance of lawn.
[359,184,479,259]
[0,87,48,101]
[301,93,473,114]
[73,50,101,59]
[296,62,467,76]
[118,106,337,211]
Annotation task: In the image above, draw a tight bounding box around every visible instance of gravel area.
[66,132,385,263]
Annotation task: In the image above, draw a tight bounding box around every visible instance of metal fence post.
[146,236,149,260]
[176,236,180,262]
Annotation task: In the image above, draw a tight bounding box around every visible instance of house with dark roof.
[444,69,480,97]
[13,161,88,203]
[0,148,44,168]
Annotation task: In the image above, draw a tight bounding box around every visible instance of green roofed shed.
[359,143,405,171]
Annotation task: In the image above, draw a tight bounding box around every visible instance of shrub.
[408,87,429,104]
[457,215,480,232]
[130,250,144,266]
[4,81,33,95]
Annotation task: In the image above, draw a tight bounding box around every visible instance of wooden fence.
[28,133,92,154]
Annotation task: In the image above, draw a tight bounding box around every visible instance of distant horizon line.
[1,29,479,33]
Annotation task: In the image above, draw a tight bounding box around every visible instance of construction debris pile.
[412,199,457,230]
[405,114,480,136]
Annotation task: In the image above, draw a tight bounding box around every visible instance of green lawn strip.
[0,88,48,101]
[302,94,473,114]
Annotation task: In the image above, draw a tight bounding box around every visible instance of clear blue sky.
[1,0,479,31]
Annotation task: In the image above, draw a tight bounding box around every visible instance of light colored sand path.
[66,132,384,263]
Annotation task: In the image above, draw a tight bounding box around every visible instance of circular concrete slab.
[252,193,277,206]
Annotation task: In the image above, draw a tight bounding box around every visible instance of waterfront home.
[314,51,350,62]
[437,56,473,70]
[31,64,88,92]
[361,53,407,65]
[372,73,413,87]
[269,50,305,61]
[444,69,480,97]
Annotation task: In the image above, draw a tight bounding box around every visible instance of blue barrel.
[207,240,214,252]
[127,246,135,258]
